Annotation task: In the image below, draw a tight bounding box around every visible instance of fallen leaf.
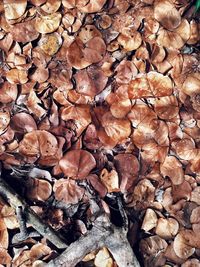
[26,178,52,202]
[128,72,173,99]
[154,0,181,30]
[155,218,179,239]
[100,169,120,193]
[59,149,96,179]
[75,66,108,97]
[94,247,113,267]
[35,13,62,34]
[53,178,85,204]
[38,32,62,56]
[173,232,195,259]
[114,153,139,192]
[4,0,27,20]
[141,208,158,232]
[160,156,184,185]
[10,19,39,42]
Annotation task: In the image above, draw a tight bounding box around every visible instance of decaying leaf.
[26,178,52,202]
[0,0,199,266]
[128,72,173,99]
[100,169,120,193]
[94,247,113,267]
[4,0,27,20]
[59,149,96,179]
[154,0,181,30]
[160,156,184,185]
[53,178,85,204]
[35,13,62,34]
[173,232,195,259]
[38,32,62,56]
[141,209,158,232]
[75,66,108,97]
[155,218,179,239]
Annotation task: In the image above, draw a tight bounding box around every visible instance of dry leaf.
[0,111,10,136]
[10,113,37,134]
[75,66,108,97]
[40,0,61,14]
[100,168,119,193]
[160,156,184,185]
[155,218,179,239]
[118,29,142,51]
[173,232,195,259]
[61,104,91,136]
[6,69,28,84]
[4,0,27,20]
[154,0,181,30]
[29,243,51,261]
[0,248,11,266]
[94,247,113,267]
[59,149,96,179]
[10,19,39,42]
[1,205,19,229]
[78,0,107,13]
[0,82,18,104]
[38,32,62,56]
[114,153,139,192]
[141,208,158,232]
[35,13,62,34]
[101,111,131,143]
[53,178,85,204]
[128,72,173,99]
[26,178,52,202]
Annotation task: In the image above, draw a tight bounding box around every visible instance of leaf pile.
[0,0,200,266]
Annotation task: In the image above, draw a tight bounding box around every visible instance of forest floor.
[0,0,200,266]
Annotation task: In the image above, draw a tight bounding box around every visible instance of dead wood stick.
[105,226,140,267]
[45,215,141,267]
[0,178,68,249]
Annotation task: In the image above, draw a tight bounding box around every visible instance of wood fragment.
[0,177,68,249]
[45,215,140,267]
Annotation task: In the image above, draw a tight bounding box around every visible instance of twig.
[0,178,141,266]
[12,206,40,244]
[16,206,29,238]
[0,177,68,249]
[45,214,141,267]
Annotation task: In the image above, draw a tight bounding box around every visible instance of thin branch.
[0,178,141,267]
[46,216,108,267]
[0,177,68,249]
[45,215,141,267]
[16,206,29,238]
